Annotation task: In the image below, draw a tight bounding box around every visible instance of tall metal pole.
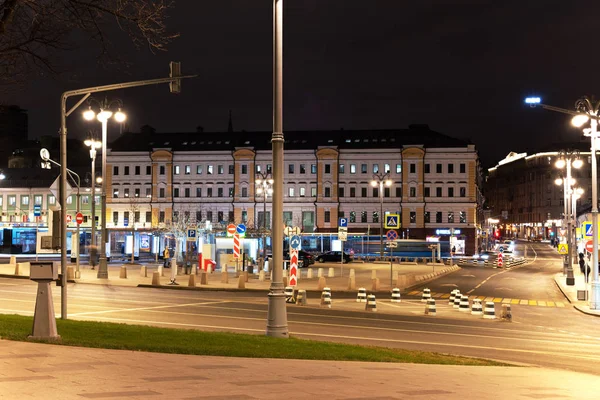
[90,150,96,268]
[75,187,80,279]
[97,119,109,279]
[263,193,267,261]
[566,160,574,285]
[591,117,600,308]
[380,181,384,258]
[266,0,288,338]
[59,95,68,319]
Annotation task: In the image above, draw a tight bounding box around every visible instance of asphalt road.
[2,242,600,376]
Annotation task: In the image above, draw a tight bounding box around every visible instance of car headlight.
[482,255,489,260]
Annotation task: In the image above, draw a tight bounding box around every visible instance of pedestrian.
[451,245,456,257]
[163,247,170,268]
[579,253,586,274]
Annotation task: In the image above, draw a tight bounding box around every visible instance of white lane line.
[69,300,230,317]
[67,314,600,362]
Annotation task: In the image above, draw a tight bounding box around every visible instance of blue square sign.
[339,218,348,228]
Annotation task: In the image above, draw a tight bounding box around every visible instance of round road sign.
[76,212,84,225]
[586,240,594,253]
[227,223,236,235]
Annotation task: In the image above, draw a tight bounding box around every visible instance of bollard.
[151,271,161,286]
[296,289,307,305]
[425,298,436,316]
[323,287,331,297]
[307,269,313,279]
[221,266,229,283]
[317,276,326,290]
[66,266,75,280]
[357,287,367,302]
[207,264,213,274]
[244,270,249,283]
[501,304,512,322]
[9,256,16,266]
[371,278,380,291]
[349,268,355,277]
[237,274,246,289]
[259,270,265,281]
[285,286,295,303]
[347,275,356,290]
[201,271,208,285]
[188,274,196,287]
[449,289,456,305]
[365,294,377,312]
[317,268,323,278]
[458,295,470,312]
[391,288,401,302]
[158,265,164,277]
[282,276,289,287]
[453,291,461,309]
[483,302,496,319]
[421,288,431,302]
[119,265,128,279]
[139,265,147,277]
[471,298,483,316]
[328,267,335,278]
[320,291,332,308]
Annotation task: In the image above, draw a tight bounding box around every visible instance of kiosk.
[28,261,61,340]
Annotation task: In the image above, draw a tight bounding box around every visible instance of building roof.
[109,125,472,152]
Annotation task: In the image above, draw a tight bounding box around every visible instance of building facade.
[485,147,592,240]
[106,125,484,255]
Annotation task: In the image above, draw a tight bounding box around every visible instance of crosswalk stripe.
[520,299,528,305]
[510,299,520,304]
[529,300,537,306]
[556,302,565,307]
[538,301,547,307]
[547,301,555,307]
[493,297,503,303]
[502,298,512,303]
[484,297,494,302]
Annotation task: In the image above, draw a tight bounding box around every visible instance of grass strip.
[0,314,508,366]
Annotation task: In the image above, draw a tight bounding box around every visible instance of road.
[2,242,600,376]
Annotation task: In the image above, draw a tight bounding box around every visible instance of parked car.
[497,240,514,253]
[472,251,497,261]
[316,251,353,263]
[267,250,315,267]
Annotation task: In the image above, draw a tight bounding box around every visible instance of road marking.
[502,298,512,303]
[511,299,520,304]
[408,291,419,296]
[493,298,503,303]
[484,297,494,302]
[69,301,230,317]
[520,300,528,305]
[529,300,537,306]
[538,301,547,307]
[546,301,555,307]
[556,302,565,307]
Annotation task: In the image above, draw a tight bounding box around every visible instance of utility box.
[30,262,57,281]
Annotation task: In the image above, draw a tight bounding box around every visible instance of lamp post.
[526,96,600,307]
[83,98,126,279]
[266,0,288,338]
[554,150,583,285]
[572,186,584,259]
[255,172,273,262]
[84,139,102,269]
[371,172,392,258]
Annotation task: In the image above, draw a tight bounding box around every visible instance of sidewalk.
[0,259,460,296]
[1,339,599,399]
[554,266,600,317]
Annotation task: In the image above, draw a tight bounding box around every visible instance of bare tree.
[127,194,140,264]
[0,0,178,85]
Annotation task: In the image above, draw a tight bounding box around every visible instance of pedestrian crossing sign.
[385,214,400,229]
[557,243,568,255]
[583,222,593,238]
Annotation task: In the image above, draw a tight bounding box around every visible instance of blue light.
[525,97,541,104]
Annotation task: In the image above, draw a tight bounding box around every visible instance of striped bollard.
[449,289,457,305]
[365,294,377,312]
[453,291,461,309]
[421,288,431,302]
[425,298,436,316]
[483,302,496,319]
[356,287,367,302]
[320,291,332,308]
[471,298,483,315]
[391,288,401,303]
[501,304,512,322]
[296,289,307,306]
[458,295,470,312]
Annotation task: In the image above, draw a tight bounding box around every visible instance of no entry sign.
[586,240,594,253]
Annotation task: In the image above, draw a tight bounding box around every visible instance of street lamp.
[83,98,126,279]
[371,172,392,258]
[255,172,273,262]
[526,95,600,308]
[84,138,102,269]
[266,0,288,338]
[554,150,583,285]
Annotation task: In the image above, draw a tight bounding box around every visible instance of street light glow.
[83,108,96,121]
[555,177,563,185]
[573,158,584,169]
[555,158,566,169]
[525,97,541,104]
[97,109,113,122]
[572,114,590,127]
[114,109,127,123]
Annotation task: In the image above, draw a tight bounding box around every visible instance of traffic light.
[169,61,181,94]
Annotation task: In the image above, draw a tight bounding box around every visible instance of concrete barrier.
[151,271,161,286]
[119,265,128,279]
[459,295,470,312]
[421,288,431,302]
[259,270,265,281]
[483,302,496,319]
[453,291,461,309]
[471,298,483,315]
[347,275,356,290]
[317,268,323,278]
[327,267,335,278]
[237,275,246,289]
[349,268,355,277]
[200,271,208,285]
[140,266,147,277]
[188,274,196,287]
[317,276,326,290]
[285,286,295,303]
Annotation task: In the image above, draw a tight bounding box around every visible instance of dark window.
[228,211,234,222]
[361,164,367,174]
[325,164,331,173]
[134,211,140,223]
[207,211,213,221]
[196,211,202,221]
[324,187,331,197]
[338,187,344,197]
[436,164,442,173]
[174,188,179,197]
[218,188,224,197]
[410,163,416,173]
[145,211,151,222]
[159,188,165,198]
[159,211,165,223]
[384,187,390,197]
[113,166,119,175]
[436,212,442,223]
[146,166,151,175]
[448,187,454,197]
[124,166,129,175]
[350,187,356,197]
[159,166,165,175]
[410,187,416,197]
[218,211,224,222]
[300,164,306,174]
[135,166,140,175]
[229,165,234,174]
[241,165,248,174]
[436,187,442,197]
[361,211,367,223]
[424,187,430,197]
[448,164,454,173]
[424,164,430,173]
[460,163,466,173]
[197,188,202,197]
[424,211,430,223]
[229,187,234,197]
[361,188,367,197]
[289,164,295,174]
[395,187,402,197]
[350,211,356,223]
[372,187,378,198]
[185,188,190,198]
[207,188,213,197]
[324,211,330,223]
[460,187,466,197]
[410,212,416,223]
[113,211,118,223]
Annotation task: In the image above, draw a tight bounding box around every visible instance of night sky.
[5,1,600,168]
